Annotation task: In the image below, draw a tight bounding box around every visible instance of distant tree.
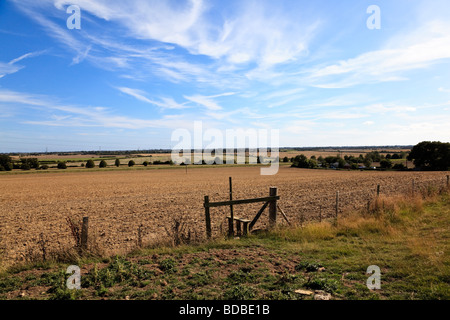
[143,161,149,166]
[363,157,373,168]
[283,156,289,163]
[292,154,309,168]
[324,156,338,165]
[366,151,381,162]
[40,164,49,170]
[99,160,107,168]
[21,163,31,170]
[86,159,95,168]
[380,159,393,169]
[407,141,450,170]
[385,154,392,159]
[57,161,67,169]
[115,159,120,167]
[0,155,12,170]
[317,156,325,166]
[308,158,318,169]
[20,158,39,169]
[128,160,135,167]
[347,156,359,164]
[393,163,406,170]
[337,157,346,168]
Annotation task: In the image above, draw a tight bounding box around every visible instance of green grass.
[0,191,449,300]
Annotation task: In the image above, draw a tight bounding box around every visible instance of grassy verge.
[0,190,449,300]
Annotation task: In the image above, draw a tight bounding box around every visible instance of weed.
[295,261,323,272]
[0,276,22,294]
[158,257,177,274]
[83,256,153,290]
[46,269,81,300]
[227,268,257,284]
[304,276,340,294]
[223,284,255,300]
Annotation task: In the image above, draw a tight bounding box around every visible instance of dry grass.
[0,166,447,269]
[268,186,449,245]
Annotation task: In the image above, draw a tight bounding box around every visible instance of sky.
[0,0,450,152]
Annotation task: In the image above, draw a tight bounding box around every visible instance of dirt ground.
[0,166,446,268]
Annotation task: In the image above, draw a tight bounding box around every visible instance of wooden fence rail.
[204,186,279,239]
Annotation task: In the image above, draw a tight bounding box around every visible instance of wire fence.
[0,172,448,267]
[207,174,450,237]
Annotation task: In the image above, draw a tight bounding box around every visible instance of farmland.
[0,165,447,269]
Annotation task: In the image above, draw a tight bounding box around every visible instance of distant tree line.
[290,150,408,170]
[407,141,450,171]
[290,141,449,171]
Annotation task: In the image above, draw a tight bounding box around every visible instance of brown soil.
[0,166,446,268]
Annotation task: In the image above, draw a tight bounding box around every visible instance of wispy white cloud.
[16,0,318,74]
[0,88,195,129]
[184,95,222,111]
[14,3,91,65]
[0,62,22,79]
[364,103,417,114]
[117,87,188,109]
[306,21,450,88]
[0,50,46,78]
[8,50,46,64]
[183,92,236,111]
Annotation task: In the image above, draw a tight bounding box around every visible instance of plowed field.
[0,166,447,267]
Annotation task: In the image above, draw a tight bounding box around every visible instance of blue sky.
[1,0,450,152]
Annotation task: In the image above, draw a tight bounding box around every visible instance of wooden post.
[242,221,249,236]
[319,205,322,223]
[204,196,211,239]
[236,220,242,237]
[412,179,415,195]
[81,216,89,251]
[335,191,339,219]
[229,177,234,237]
[377,185,380,197]
[447,175,449,188]
[269,187,278,228]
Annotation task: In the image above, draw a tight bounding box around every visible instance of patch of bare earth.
[0,166,446,268]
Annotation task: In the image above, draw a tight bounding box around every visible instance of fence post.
[81,216,89,251]
[229,177,234,237]
[319,205,322,223]
[412,179,415,195]
[204,196,212,239]
[335,191,339,219]
[447,175,449,188]
[377,185,380,197]
[269,187,278,228]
